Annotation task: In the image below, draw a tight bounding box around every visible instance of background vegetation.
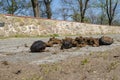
[0,0,120,26]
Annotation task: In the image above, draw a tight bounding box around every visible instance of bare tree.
[61,0,90,22]
[72,12,81,22]
[105,0,118,25]
[43,0,52,19]
[0,0,29,15]
[9,0,18,15]
[97,0,106,25]
[31,0,40,17]
[86,8,97,24]
[0,0,18,15]
[59,0,72,20]
[78,0,90,22]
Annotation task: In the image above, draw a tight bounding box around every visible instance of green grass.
[81,58,89,65]
[50,34,59,37]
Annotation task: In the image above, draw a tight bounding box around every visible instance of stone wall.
[0,14,120,37]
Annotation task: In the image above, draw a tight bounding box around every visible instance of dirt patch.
[0,34,120,80]
[0,47,120,80]
[35,47,120,80]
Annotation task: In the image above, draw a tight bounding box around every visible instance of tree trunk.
[46,3,52,19]
[109,19,112,25]
[79,0,89,23]
[44,0,52,19]
[31,0,40,17]
[81,16,84,22]
[105,0,118,25]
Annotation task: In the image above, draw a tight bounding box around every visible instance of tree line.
[0,0,120,26]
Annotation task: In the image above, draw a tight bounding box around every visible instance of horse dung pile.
[30,36,113,52]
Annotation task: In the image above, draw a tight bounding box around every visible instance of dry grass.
[0,47,120,80]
